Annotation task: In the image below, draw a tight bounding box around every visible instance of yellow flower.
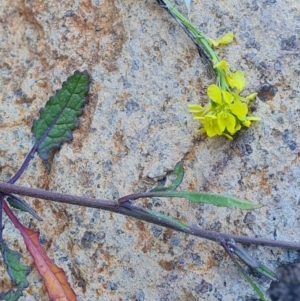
[214,60,246,93]
[214,60,230,70]
[188,82,259,140]
[217,110,236,134]
[198,115,222,137]
[209,32,234,47]
[188,60,259,140]
[207,84,233,105]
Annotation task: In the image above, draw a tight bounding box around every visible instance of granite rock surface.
[0,0,300,300]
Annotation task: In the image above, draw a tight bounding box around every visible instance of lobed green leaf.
[0,289,24,301]
[0,242,30,301]
[32,71,90,160]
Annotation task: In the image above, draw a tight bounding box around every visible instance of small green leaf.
[227,240,278,281]
[151,161,184,192]
[228,241,259,268]
[152,191,259,209]
[5,194,43,221]
[32,71,90,160]
[256,263,278,281]
[232,258,272,301]
[0,289,23,301]
[143,208,189,231]
[0,242,30,301]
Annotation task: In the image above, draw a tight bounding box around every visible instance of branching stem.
[0,144,37,242]
[1,181,300,250]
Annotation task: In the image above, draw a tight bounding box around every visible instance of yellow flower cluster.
[189,34,259,140]
[157,1,260,140]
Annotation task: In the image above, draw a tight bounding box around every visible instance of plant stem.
[7,144,37,184]
[0,144,37,243]
[156,0,231,92]
[0,181,300,250]
[220,239,251,278]
[158,0,212,57]
[3,201,24,235]
[220,239,273,301]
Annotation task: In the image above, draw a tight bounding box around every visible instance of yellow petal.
[247,116,260,121]
[217,111,236,134]
[198,128,206,134]
[222,90,234,104]
[206,128,218,137]
[210,32,234,47]
[202,121,217,137]
[217,32,234,45]
[226,75,235,88]
[223,133,233,140]
[217,112,226,132]
[188,104,202,110]
[188,104,204,113]
[188,104,206,119]
[213,121,223,135]
[201,114,217,120]
[230,102,248,120]
[230,70,245,92]
[226,112,236,134]
[235,122,242,132]
[201,116,222,137]
[245,93,258,101]
[209,38,219,47]
[207,84,222,104]
[214,60,230,70]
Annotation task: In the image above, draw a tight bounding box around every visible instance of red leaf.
[4,201,77,301]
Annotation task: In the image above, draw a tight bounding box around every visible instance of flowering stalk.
[157,0,259,139]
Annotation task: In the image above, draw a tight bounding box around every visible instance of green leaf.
[0,242,30,301]
[152,191,259,209]
[0,289,23,301]
[5,194,43,221]
[151,161,184,192]
[256,263,278,281]
[232,258,272,301]
[143,208,189,231]
[32,70,90,160]
[228,241,259,268]
[227,240,278,281]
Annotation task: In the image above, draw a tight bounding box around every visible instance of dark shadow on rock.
[268,263,300,301]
